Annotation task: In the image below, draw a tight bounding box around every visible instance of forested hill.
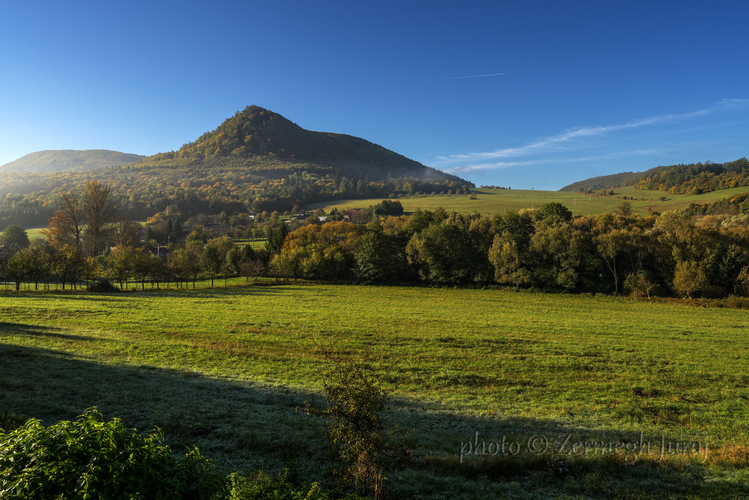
[561,157,749,194]
[559,171,642,192]
[0,150,145,173]
[134,105,464,183]
[0,106,474,228]
[629,158,749,194]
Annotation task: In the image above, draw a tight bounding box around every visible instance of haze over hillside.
[0,150,145,173]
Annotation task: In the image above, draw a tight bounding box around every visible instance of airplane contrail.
[431,72,507,81]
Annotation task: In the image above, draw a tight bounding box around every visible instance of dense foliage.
[0,166,470,228]
[0,409,368,499]
[0,408,223,499]
[630,158,749,194]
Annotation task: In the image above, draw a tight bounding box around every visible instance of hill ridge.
[0,150,145,173]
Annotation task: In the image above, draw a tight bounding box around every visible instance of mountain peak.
[161,105,465,182]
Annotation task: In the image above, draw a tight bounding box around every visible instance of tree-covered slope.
[133,106,465,182]
[0,150,145,173]
[560,157,749,194]
[559,171,643,192]
[630,158,749,194]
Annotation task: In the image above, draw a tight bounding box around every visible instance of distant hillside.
[0,150,145,173]
[630,158,749,194]
[132,105,466,183]
[560,157,749,194]
[0,106,474,227]
[560,171,643,192]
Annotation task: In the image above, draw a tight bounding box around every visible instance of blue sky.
[1,0,747,190]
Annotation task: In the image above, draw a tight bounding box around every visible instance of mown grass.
[1,284,748,498]
[308,185,749,217]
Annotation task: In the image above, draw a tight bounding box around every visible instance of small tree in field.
[303,350,411,499]
[624,270,655,299]
[673,260,709,298]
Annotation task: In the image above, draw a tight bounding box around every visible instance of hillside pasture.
[1,284,748,498]
[308,186,749,217]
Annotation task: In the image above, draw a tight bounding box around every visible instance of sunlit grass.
[2,284,748,498]
[308,185,749,217]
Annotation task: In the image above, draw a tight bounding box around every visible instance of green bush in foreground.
[0,408,224,500]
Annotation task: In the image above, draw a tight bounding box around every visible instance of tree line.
[4,195,749,299]
[268,201,749,298]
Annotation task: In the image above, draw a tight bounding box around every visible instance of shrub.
[226,470,364,500]
[303,351,411,499]
[624,270,656,299]
[0,408,224,499]
[88,278,120,293]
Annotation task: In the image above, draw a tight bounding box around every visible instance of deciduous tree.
[83,181,118,256]
[1,225,30,253]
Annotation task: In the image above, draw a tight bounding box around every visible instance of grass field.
[1,283,748,498]
[307,186,749,217]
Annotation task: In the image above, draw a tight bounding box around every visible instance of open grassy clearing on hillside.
[1,284,748,498]
[309,186,749,217]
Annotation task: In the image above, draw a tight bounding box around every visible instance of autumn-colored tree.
[43,211,79,248]
[112,217,143,249]
[42,192,85,251]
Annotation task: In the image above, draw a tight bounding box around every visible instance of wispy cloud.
[430,72,506,81]
[447,150,662,173]
[438,99,749,173]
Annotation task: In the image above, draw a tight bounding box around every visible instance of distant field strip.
[308,186,749,216]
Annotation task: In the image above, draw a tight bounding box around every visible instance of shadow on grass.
[0,341,746,499]
[0,322,99,342]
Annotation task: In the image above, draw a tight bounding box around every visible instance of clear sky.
[1,0,748,190]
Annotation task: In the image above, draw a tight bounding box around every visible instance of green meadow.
[309,185,749,217]
[1,283,748,498]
